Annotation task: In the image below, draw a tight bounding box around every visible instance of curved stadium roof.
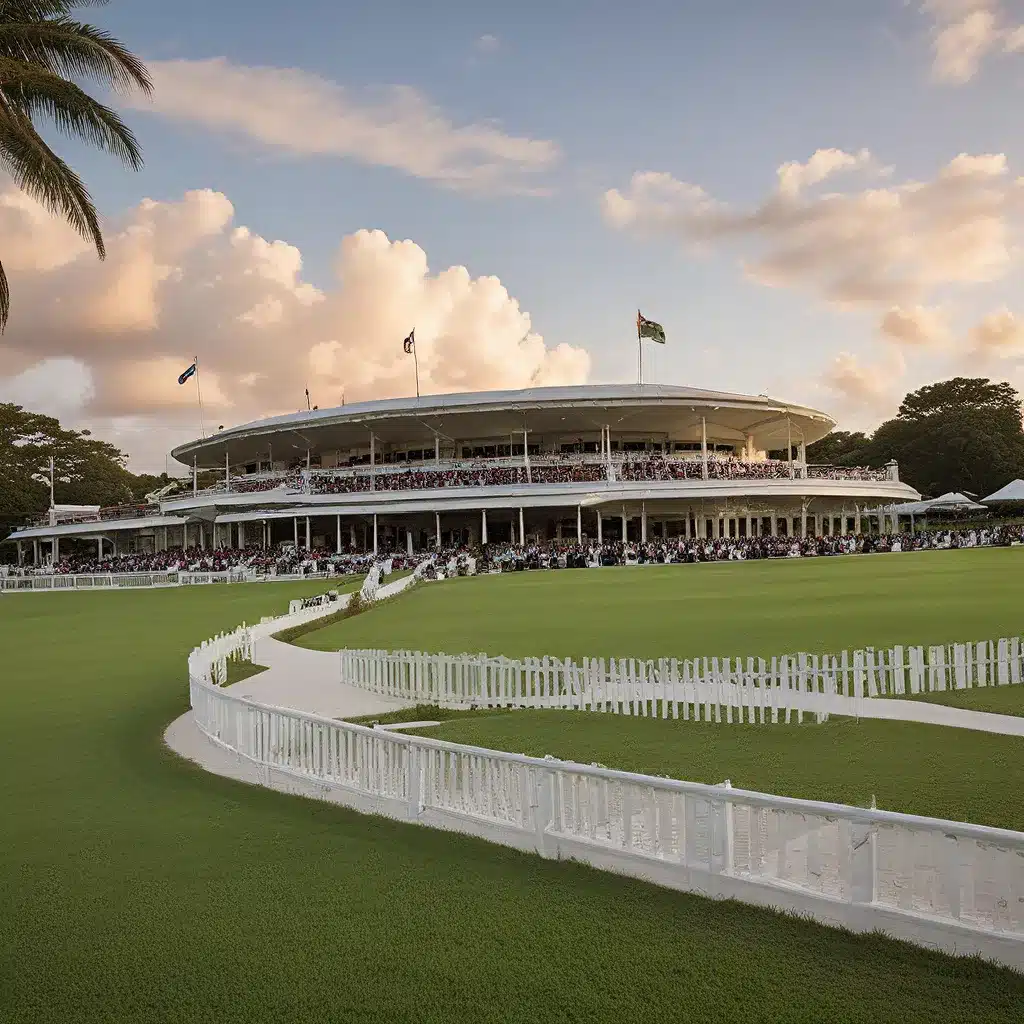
[171,384,837,468]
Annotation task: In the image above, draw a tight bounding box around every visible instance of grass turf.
[2,583,1023,1021]
[298,547,1024,661]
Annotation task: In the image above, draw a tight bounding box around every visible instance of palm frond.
[0,100,102,255]
[0,2,106,20]
[0,58,143,167]
[0,18,152,95]
[0,257,9,333]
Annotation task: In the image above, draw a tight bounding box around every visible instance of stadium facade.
[7,384,919,564]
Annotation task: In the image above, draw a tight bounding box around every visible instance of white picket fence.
[186,591,1024,969]
[335,637,1024,732]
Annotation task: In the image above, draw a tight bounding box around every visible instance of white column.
[701,417,709,480]
[16,540,23,565]
[373,514,378,554]
[97,537,102,559]
[855,505,862,534]
[481,509,488,545]
[350,523,357,549]
[336,516,342,554]
[576,504,582,542]
[801,507,808,539]
[523,428,531,484]
[518,507,525,546]
[435,434,440,462]
[684,515,691,540]
[262,520,268,549]
[53,536,59,561]
[406,529,413,556]
[597,512,603,544]
[814,513,822,536]
[798,440,807,478]
[641,505,648,543]
[239,522,245,548]
[225,449,231,491]
[33,538,40,565]
[305,516,311,550]
[435,512,441,548]
[370,433,376,492]
[771,515,778,538]
[293,517,299,548]
[621,510,628,543]
[745,515,753,538]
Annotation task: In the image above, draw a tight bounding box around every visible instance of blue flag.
[178,362,197,385]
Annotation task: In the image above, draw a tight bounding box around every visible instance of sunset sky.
[3,0,1024,471]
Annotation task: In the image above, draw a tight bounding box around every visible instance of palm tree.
[0,0,151,330]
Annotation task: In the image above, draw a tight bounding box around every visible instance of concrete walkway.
[165,633,411,779]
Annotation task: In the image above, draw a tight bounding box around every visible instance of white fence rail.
[185,585,1024,969]
[336,637,1024,735]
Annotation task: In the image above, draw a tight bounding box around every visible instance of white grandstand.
[7,383,919,565]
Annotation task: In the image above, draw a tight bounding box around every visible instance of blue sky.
[3,0,1024,467]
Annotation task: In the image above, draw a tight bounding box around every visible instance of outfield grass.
[903,686,1024,717]
[300,548,1024,661]
[3,584,1024,1021]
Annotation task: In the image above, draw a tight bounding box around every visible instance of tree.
[805,430,870,467]
[863,378,1024,497]
[0,402,139,536]
[0,0,151,330]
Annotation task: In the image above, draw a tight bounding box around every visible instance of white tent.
[917,491,987,512]
[982,479,1024,504]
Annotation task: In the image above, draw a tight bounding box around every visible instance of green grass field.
[320,549,1024,828]
[3,564,1024,1022]
[300,548,1024,661]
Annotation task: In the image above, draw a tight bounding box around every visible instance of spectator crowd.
[8,524,1018,579]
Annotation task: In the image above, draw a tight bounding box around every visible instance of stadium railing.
[186,582,1024,970]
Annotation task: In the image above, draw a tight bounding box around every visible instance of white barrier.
[185,581,1024,970]
[336,637,1024,735]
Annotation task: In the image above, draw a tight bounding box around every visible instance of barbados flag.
[178,361,197,385]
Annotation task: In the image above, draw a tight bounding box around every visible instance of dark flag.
[177,362,197,385]
[637,311,666,344]
[403,329,415,354]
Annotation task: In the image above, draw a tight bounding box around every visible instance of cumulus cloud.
[967,307,1024,357]
[124,57,559,193]
[0,185,589,470]
[921,0,1024,83]
[603,149,1021,311]
[879,305,951,347]
[474,34,500,53]
[820,349,905,417]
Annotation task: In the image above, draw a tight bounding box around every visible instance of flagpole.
[637,310,643,386]
[412,339,420,398]
[194,354,206,438]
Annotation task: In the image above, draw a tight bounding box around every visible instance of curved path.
[166,633,412,783]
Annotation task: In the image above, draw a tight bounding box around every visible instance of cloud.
[967,307,1024,356]
[474,34,500,53]
[125,57,559,193]
[0,185,589,471]
[879,305,951,347]
[920,0,1024,83]
[603,149,1022,310]
[820,349,905,417]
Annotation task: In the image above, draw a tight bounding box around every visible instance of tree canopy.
[0,403,174,538]
[808,377,1024,498]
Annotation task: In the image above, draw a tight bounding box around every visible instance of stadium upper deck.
[8,384,920,563]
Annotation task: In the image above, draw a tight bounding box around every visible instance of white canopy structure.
[982,479,1024,504]
[874,492,987,516]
